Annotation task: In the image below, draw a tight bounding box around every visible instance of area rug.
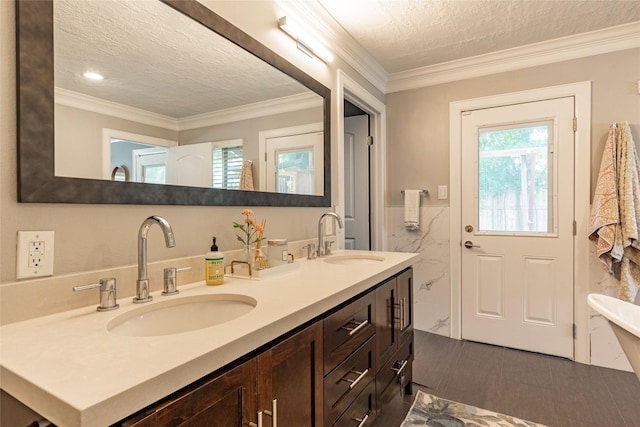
[401,390,547,427]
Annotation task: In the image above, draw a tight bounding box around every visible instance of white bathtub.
[588,293,640,380]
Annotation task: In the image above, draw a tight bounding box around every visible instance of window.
[212,142,243,190]
[478,121,553,233]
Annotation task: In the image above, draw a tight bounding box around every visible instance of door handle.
[464,241,480,249]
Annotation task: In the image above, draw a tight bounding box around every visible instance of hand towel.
[404,189,421,230]
[240,160,254,191]
[590,122,640,302]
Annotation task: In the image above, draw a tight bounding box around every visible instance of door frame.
[337,70,387,250]
[449,81,591,363]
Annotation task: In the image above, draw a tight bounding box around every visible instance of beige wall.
[0,0,381,284]
[55,103,321,181]
[55,104,180,179]
[386,48,640,207]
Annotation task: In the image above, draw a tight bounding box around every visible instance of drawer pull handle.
[395,298,407,328]
[341,368,369,389]
[352,412,369,427]
[391,359,408,376]
[341,319,369,336]
[263,399,277,427]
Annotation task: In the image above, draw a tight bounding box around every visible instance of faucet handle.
[303,243,317,260]
[162,267,192,296]
[73,277,119,312]
[324,240,334,256]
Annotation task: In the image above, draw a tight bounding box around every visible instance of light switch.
[438,185,448,200]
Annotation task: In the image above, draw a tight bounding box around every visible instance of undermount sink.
[323,254,385,265]
[107,294,257,337]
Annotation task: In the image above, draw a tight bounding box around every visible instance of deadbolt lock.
[465,225,473,232]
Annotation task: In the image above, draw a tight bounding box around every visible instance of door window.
[477,121,554,234]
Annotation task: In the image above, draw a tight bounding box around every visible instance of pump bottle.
[205,237,224,286]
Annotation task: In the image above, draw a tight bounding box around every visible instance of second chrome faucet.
[135,215,176,303]
[317,212,343,258]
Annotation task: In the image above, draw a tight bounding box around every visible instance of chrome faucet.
[317,212,343,257]
[134,215,176,303]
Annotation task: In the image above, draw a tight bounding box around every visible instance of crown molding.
[55,87,179,130]
[277,0,388,94]
[177,93,323,130]
[387,21,640,93]
[55,88,322,131]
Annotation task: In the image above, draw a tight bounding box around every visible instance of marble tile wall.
[387,205,633,372]
[389,206,451,336]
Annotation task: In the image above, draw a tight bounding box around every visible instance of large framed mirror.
[16,0,331,206]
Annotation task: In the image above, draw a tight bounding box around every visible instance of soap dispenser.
[205,237,224,286]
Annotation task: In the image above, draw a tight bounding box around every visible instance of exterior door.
[344,115,370,250]
[460,97,575,358]
[265,132,324,195]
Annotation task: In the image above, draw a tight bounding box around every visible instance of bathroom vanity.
[0,251,418,426]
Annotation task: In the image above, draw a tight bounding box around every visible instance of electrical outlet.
[16,231,54,279]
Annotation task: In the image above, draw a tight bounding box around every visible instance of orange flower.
[233,209,265,246]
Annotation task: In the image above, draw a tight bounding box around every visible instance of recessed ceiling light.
[83,72,104,80]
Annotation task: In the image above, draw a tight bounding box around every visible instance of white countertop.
[0,250,418,427]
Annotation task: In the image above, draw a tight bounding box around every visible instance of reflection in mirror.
[53,0,325,196]
[110,165,129,182]
[15,0,332,205]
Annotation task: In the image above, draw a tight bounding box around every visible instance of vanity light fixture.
[83,71,104,80]
[278,16,334,63]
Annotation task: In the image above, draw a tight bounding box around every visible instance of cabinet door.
[374,277,397,372]
[257,322,324,427]
[397,268,413,344]
[120,360,257,427]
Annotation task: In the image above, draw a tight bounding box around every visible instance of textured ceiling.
[54,0,311,118]
[318,0,640,73]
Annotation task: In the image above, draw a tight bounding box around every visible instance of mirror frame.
[16,0,331,206]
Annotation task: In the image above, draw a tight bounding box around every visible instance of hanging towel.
[240,160,254,191]
[589,122,640,302]
[404,189,421,230]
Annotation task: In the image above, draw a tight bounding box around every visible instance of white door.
[265,132,323,195]
[344,115,370,250]
[166,143,214,187]
[132,147,167,184]
[461,97,575,358]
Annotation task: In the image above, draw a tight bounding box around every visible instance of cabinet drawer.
[375,331,414,411]
[324,291,375,374]
[324,337,374,427]
[330,379,376,427]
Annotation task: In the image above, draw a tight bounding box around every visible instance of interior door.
[460,97,575,359]
[344,115,370,250]
[166,143,214,187]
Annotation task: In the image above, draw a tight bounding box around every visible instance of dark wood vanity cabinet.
[120,360,257,427]
[118,268,412,427]
[257,321,324,427]
[119,323,322,427]
[324,267,413,426]
[374,268,413,408]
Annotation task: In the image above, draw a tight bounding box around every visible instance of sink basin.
[588,293,640,380]
[107,294,257,337]
[323,254,385,265]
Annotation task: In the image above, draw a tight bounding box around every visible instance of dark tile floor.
[372,330,640,427]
